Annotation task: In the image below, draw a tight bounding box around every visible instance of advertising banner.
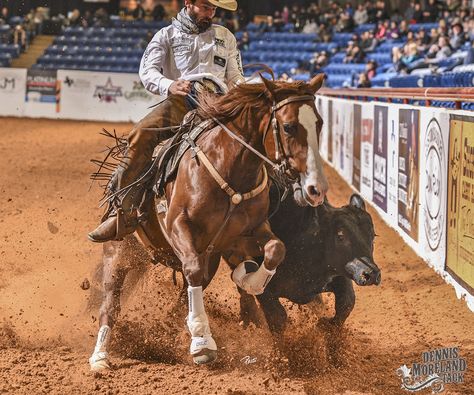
[332,99,353,182]
[352,103,362,191]
[398,108,420,241]
[373,105,388,212]
[419,109,450,270]
[0,68,26,116]
[327,99,333,164]
[317,96,328,161]
[446,115,474,293]
[360,103,374,201]
[24,69,59,118]
[387,107,399,224]
[57,70,158,122]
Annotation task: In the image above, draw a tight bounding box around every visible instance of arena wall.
[317,96,474,312]
[0,66,472,311]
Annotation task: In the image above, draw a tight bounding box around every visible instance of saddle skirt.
[153,112,215,197]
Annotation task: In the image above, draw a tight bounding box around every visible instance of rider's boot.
[88,95,188,243]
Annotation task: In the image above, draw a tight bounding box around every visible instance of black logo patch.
[215,38,225,48]
[214,55,226,68]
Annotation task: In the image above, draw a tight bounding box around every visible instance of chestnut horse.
[89,74,328,370]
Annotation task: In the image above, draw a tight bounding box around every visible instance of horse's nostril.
[308,186,320,197]
[375,272,381,285]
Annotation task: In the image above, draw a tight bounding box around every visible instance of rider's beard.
[188,10,212,32]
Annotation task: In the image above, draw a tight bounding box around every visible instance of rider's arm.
[225,33,245,88]
[139,30,174,96]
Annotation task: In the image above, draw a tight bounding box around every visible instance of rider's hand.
[169,79,192,96]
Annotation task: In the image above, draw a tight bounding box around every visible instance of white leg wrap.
[232,260,276,295]
[186,286,217,355]
[89,325,111,370]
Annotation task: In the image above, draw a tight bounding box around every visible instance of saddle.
[152,111,215,197]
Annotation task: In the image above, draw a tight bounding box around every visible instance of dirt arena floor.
[0,117,473,395]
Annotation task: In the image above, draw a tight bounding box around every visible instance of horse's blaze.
[298,104,328,206]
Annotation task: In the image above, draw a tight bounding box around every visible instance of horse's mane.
[197,80,313,121]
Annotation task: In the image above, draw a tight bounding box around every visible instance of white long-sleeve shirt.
[139,23,244,96]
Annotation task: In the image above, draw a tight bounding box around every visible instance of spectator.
[133,1,146,20]
[93,8,110,27]
[374,0,388,21]
[423,0,439,22]
[395,42,422,72]
[13,24,26,49]
[302,18,318,34]
[0,7,9,25]
[357,72,372,87]
[81,10,93,28]
[237,30,250,51]
[426,35,453,61]
[386,20,400,39]
[464,40,474,65]
[344,40,365,63]
[360,30,377,52]
[150,3,164,21]
[354,4,368,26]
[416,28,431,51]
[412,3,424,23]
[309,50,329,75]
[68,9,81,27]
[366,60,377,79]
[404,1,416,23]
[429,27,440,45]
[365,0,377,23]
[281,6,289,25]
[375,20,388,40]
[399,20,409,38]
[449,20,465,50]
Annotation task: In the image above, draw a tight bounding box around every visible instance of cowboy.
[89,0,244,243]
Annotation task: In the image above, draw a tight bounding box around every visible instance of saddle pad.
[154,118,215,195]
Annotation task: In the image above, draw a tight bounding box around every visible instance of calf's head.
[318,194,381,286]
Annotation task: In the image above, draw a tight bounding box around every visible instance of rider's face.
[186,0,217,32]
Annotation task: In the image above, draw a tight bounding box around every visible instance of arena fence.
[317,90,474,312]
[0,66,473,311]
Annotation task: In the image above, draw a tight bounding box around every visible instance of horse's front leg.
[232,221,285,295]
[170,214,217,365]
[89,239,132,371]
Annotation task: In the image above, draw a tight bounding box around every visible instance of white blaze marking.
[298,104,327,191]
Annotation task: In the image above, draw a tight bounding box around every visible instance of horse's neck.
[216,111,269,188]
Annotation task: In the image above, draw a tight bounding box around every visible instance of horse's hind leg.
[89,239,135,371]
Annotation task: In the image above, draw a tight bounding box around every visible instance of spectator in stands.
[386,20,400,39]
[68,9,82,27]
[426,35,453,61]
[394,42,422,72]
[446,0,462,12]
[237,30,250,51]
[318,23,333,43]
[404,1,416,22]
[0,7,9,25]
[81,10,94,28]
[88,0,244,243]
[357,72,371,87]
[133,1,146,20]
[449,20,465,50]
[13,24,26,50]
[365,0,377,23]
[344,40,365,63]
[374,1,388,21]
[464,40,474,64]
[416,28,431,51]
[152,3,166,21]
[302,18,318,34]
[390,9,404,24]
[272,10,285,32]
[412,3,424,23]
[428,27,440,45]
[93,8,110,27]
[360,29,377,52]
[423,0,439,22]
[398,20,409,38]
[354,4,368,26]
[375,20,388,41]
[337,9,355,32]
[309,50,329,75]
[366,59,377,79]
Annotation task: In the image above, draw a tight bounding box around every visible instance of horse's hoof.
[89,353,111,371]
[192,349,218,365]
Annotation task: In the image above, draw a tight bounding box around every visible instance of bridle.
[187,92,316,184]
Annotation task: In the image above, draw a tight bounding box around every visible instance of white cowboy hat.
[208,0,238,11]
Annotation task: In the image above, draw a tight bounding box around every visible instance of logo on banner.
[396,346,467,393]
[64,75,91,89]
[0,77,15,91]
[124,81,151,102]
[94,78,123,102]
[424,118,444,251]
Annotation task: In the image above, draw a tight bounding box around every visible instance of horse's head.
[261,74,328,207]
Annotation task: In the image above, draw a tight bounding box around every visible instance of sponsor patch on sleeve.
[214,55,226,68]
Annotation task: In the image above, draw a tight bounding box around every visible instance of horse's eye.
[283,123,297,135]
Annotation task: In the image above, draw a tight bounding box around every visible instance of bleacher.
[32,20,168,73]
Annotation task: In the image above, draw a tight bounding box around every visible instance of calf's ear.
[350,194,366,211]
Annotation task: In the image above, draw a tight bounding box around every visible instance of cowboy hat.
[208,0,238,11]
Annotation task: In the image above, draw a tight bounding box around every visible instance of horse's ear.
[350,194,366,211]
[308,73,326,93]
[260,74,277,98]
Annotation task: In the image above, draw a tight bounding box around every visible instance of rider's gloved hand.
[169,79,192,96]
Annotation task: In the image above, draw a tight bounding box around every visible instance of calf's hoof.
[192,349,218,365]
